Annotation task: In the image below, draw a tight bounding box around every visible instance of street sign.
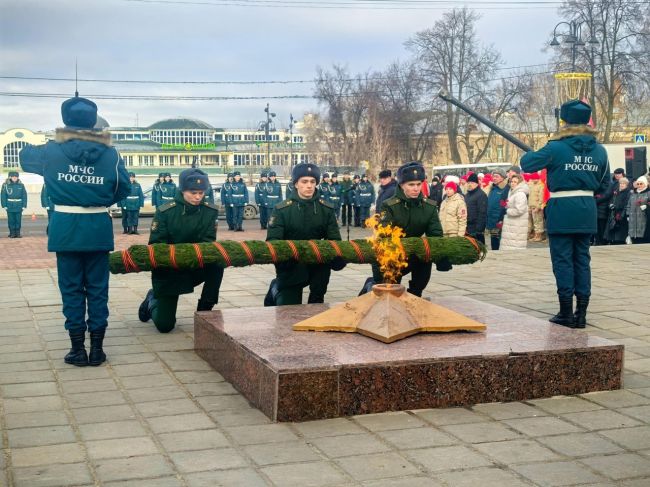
[634,134,646,143]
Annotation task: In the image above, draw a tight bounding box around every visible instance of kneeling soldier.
[266,163,342,305]
[138,168,224,333]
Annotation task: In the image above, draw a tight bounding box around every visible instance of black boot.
[123,228,128,234]
[15,232,22,238]
[573,296,589,328]
[550,298,575,327]
[64,331,89,366]
[8,230,14,238]
[138,289,154,322]
[132,226,139,235]
[88,329,106,366]
[197,299,215,312]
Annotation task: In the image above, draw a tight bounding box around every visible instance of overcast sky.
[0,0,561,132]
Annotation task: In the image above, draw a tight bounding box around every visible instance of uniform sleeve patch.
[151,221,159,231]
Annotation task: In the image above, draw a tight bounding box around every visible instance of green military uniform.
[267,190,341,305]
[145,189,223,333]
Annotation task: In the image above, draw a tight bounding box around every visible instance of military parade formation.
[4,93,648,369]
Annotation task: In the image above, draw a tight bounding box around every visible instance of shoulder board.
[275,199,293,209]
[319,198,334,209]
[423,198,436,206]
[203,202,219,211]
[385,197,400,206]
[158,201,176,212]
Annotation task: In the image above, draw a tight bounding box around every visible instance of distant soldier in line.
[352,174,361,226]
[255,171,270,229]
[222,173,234,230]
[41,182,54,235]
[266,163,343,305]
[152,172,165,208]
[265,170,283,211]
[329,173,342,221]
[159,173,176,205]
[1,171,28,238]
[20,95,131,366]
[203,181,215,204]
[521,99,610,328]
[318,172,331,204]
[285,179,295,200]
[138,168,223,333]
[119,196,129,234]
[355,174,375,227]
[124,172,145,234]
[339,172,353,227]
[230,171,248,232]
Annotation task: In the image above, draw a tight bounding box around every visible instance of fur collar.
[55,128,112,146]
[549,125,599,141]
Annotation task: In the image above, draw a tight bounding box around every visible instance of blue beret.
[292,163,320,184]
[61,97,98,129]
[397,162,426,184]
[179,168,210,192]
[560,99,592,125]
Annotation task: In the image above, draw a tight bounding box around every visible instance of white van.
[430,163,512,178]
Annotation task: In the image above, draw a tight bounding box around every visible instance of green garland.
[110,237,486,274]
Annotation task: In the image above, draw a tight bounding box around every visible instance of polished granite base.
[194,296,623,422]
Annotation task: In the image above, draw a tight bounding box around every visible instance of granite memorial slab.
[194,296,623,422]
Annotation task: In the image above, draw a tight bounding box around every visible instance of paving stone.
[474,439,562,464]
[158,428,230,452]
[0,360,51,372]
[211,408,272,427]
[561,409,643,430]
[7,425,76,448]
[244,440,322,465]
[528,396,604,414]
[170,448,248,473]
[511,460,605,486]
[376,427,458,450]
[225,423,299,445]
[618,405,650,422]
[435,467,530,487]
[336,452,420,481]
[195,394,251,411]
[85,437,160,459]
[413,407,487,426]
[311,433,392,458]
[293,417,367,438]
[261,461,350,487]
[440,421,522,443]
[537,432,625,457]
[1,381,58,398]
[185,381,238,397]
[174,371,225,384]
[362,477,442,487]
[184,468,268,487]
[599,426,650,450]
[119,373,177,389]
[66,390,127,408]
[503,417,584,437]
[404,445,493,473]
[472,401,547,420]
[94,454,174,482]
[79,420,147,441]
[11,443,86,467]
[72,404,137,424]
[57,366,111,381]
[111,362,167,377]
[3,396,63,414]
[12,462,92,487]
[4,411,69,429]
[135,398,201,418]
[580,453,650,480]
[354,412,426,431]
[147,413,216,433]
[60,378,117,394]
[104,478,183,487]
[128,385,188,403]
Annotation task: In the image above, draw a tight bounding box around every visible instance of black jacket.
[465,187,488,235]
[429,182,443,206]
[375,179,397,211]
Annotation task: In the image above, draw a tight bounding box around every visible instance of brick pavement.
[1,235,649,486]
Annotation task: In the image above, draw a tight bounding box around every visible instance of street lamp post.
[260,103,276,169]
[289,113,295,168]
[550,19,599,72]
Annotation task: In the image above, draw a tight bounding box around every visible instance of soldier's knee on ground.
[153,314,176,333]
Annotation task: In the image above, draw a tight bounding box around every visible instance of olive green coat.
[379,185,443,237]
[267,190,341,289]
[149,191,220,296]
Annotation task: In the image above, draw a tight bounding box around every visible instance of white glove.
[230,204,234,207]
[641,205,647,211]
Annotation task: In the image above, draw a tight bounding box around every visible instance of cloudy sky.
[1,0,561,132]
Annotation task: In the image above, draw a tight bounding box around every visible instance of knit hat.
[492,169,506,178]
[508,165,521,174]
[292,163,321,184]
[466,173,479,184]
[378,169,392,179]
[445,182,458,192]
[444,175,460,184]
[396,162,426,184]
[637,175,649,187]
[179,168,210,192]
[8,171,19,177]
[61,96,98,130]
[560,99,592,125]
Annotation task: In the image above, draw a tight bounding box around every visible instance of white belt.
[549,190,594,198]
[55,205,108,214]
[126,196,140,199]
[7,198,22,202]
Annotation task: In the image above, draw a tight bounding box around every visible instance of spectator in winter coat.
[429,175,443,206]
[603,177,630,244]
[527,172,545,241]
[500,174,530,250]
[486,169,509,250]
[439,182,467,237]
[375,169,397,211]
[627,175,650,244]
[594,168,626,245]
[464,173,488,244]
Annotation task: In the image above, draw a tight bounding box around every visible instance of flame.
[365,214,409,284]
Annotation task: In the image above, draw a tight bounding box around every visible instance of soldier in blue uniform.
[1,171,28,238]
[159,173,176,205]
[521,99,609,328]
[138,168,223,333]
[318,173,331,203]
[329,173,342,221]
[124,172,145,234]
[221,173,234,230]
[285,180,295,199]
[203,180,215,204]
[355,174,375,227]
[230,171,248,232]
[255,171,270,229]
[352,174,361,226]
[20,96,131,366]
[152,172,164,208]
[265,170,283,210]
[339,172,354,227]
